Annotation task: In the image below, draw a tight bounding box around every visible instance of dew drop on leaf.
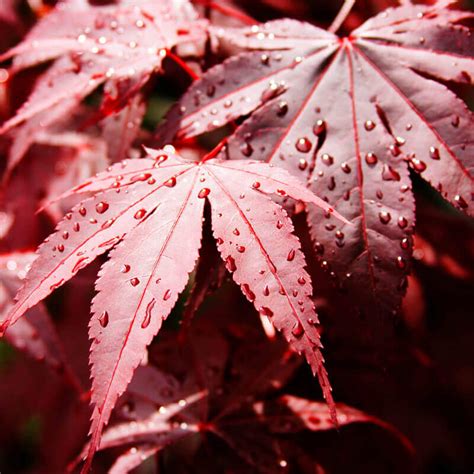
[96,202,109,214]
[259,306,274,317]
[198,188,210,199]
[99,311,109,328]
[163,289,172,301]
[379,211,391,224]
[365,152,378,166]
[130,277,140,286]
[164,177,176,187]
[295,137,312,153]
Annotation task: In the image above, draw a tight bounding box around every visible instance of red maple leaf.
[0,146,348,470]
[0,0,207,174]
[157,4,474,320]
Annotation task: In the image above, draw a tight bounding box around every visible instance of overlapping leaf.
[157,4,474,320]
[0,0,207,173]
[88,316,409,474]
[0,147,347,471]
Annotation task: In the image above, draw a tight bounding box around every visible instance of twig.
[328,0,356,34]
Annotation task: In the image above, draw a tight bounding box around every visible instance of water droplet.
[99,311,109,328]
[451,115,460,127]
[400,238,410,249]
[381,164,401,181]
[198,188,210,199]
[341,162,351,173]
[263,285,270,296]
[79,206,87,216]
[291,322,304,338]
[260,53,270,65]
[120,264,130,273]
[142,299,155,328]
[314,242,324,255]
[96,202,109,214]
[57,244,65,252]
[297,276,306,285]
[325,223,335,231]
[295,137,312,153]
[410,158,427,172]
[454,194,468,209]
[236,245,246,253]
[321,153,334,166]
[130,277,140,286]
[389,144,401,157]
[313,119,326,136]
[364,120,376,131]
[49,279,64,291]
[276,220,283,229]
[287,249,295,261]
[406,123,413,131]
[298,158,308,170]
[164,177,176,187]
[62,231,69,240]
[365,152,378,165]
[73,222,80,232]
[130,173,152,183]
[429,146,440,160]
[259,306,273,317]
[277,101,288,117]
[397,216,408,229]
[233,228,240,236]
[396,256,406,269]
[335,230,344,240]
[376,189,383,199]
[251,181,261,189]
[225,256,236,272]
[240,142,253,157]
[206,84,216,97]
[395,136,405,146]
[327,176,336,190]
[276,189,286,196]
[73,257,89,273]
[279,460,288,468]
[379,211,391,224]
[241,283,256,301]
[216,237,224,245]
[134,209,146,219]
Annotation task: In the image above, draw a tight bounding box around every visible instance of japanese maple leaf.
[0,146,347,471]
[0,251,82,391]
[0,0,207,174]
[157,4,474,321]
[84,315,410,474]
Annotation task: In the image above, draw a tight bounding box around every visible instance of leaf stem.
[328,0,356,34]
[165,50,200,81]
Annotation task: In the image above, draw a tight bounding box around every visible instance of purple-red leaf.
[158,4,474,319]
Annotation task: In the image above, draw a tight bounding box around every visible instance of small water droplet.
[236,245,246,253]
[198,188,210,199]
[79,206,87,216]
[225,256,236,272]
[287,249,295,261]
[298,158,308,170]
[451,115,460,127]
[240,142,253,157]
[292,322,304,338]
[57,244,65,252]
[130,277,140,286]
[428,146,440,160]
[62,231,69,240]
[341,162,351,173]
[321,153,334,166]
[327,176,336,190]
[99,311,109,328]
[364,120,376,131]
[313,119,326,136]
[134,209,146,219]
[73,222,80,232]
[259,306,273,317]
[400,238,410,249]
[379,211,391,224]
[295,137,312,153]
[163,289,172,301]
[241,283,256,301]
[277,101,288,116]
[396,256,406,269]
[142,299,155,328]
[121,264,131,273]
[454,194,468,209]
[365,152,378,166]
[276,220,283,229]
[410,158,427,172]
[164,177,176,187]
[297,276,306,285]
[397,216,408,229]
[263,285,270,296]
[96,202,109,214]
[381,164,401,181]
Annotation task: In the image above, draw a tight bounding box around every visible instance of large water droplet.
[313,119,326,136]
[120,264,131,273]
[134,209,146,219]
[225,255,236,272]
[164,177,176,187]
[410,158,427,172]
[397,216,408,229]
[381,164,400,181]
[291,322,304,338]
